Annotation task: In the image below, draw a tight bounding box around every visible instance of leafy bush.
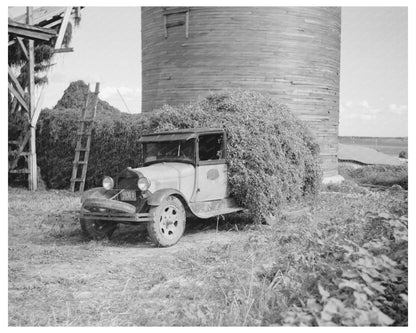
[145,90,322,221]
[322,179,369,194]
[34,81,149,189]
[36,109,151,189]
[398,151,407,159]
[279,203,408,326]
[54,81,122,118]
[171,189,407,326]
[36,85,321,221]
[341,165,408,190]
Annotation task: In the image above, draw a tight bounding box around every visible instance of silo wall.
[141,7,341,178]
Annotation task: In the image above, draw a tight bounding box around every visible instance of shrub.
[346,165,408,190]
[36,109,151,189]
[322,179,369,194]
[36,87,321,221]
[398,151,407,159]
[143,90,321,221]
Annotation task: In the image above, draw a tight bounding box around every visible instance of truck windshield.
[143,140,195,164]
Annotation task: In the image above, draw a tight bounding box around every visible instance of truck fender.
[80,187,113,204]
[147,188,188,207]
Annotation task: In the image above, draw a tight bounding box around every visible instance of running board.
[188,198,243,219]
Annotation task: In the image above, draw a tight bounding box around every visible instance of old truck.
[79,128,243,247]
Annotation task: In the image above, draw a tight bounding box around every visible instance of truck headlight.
[102,176,114,190]
[138,177,151,191]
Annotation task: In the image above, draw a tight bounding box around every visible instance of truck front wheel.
[80,218,117,240]
[147,196,186,247]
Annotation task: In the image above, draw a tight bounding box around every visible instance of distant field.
[339,136,408,157]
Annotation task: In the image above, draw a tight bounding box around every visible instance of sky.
[339,7,408,137]
[8,6,408,136]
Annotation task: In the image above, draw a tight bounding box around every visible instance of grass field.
[8,180,408,326]
[339,137,408,157]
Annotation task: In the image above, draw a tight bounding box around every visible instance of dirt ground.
[8,185,407,326]
[8,187,254,326]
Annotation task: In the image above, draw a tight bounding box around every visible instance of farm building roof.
[8,18,57,41]
[9,7,82,29]
[338,144,403,166]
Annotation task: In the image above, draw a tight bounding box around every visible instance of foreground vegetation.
[340,164,408,190]
[8,177,407,326]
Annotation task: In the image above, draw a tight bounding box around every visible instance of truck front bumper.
[80,197,152,223]
[80,209,153,223]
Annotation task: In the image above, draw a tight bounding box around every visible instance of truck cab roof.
[138,128,224,143]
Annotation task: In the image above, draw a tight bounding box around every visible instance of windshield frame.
[142,139,197,166]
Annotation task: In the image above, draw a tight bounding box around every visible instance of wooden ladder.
[70,82,100,192]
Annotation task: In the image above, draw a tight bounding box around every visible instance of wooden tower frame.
[8,7,80,190]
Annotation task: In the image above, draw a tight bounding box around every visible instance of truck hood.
[132,162,195,194]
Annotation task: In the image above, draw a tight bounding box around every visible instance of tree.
[399,151,407,159]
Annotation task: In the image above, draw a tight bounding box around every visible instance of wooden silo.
[141,7,341,178]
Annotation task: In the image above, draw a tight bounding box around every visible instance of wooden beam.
[27,7,37,191]
[31,86,46,128]
[162,7,189,16]
[43,18,63,29]
[8,26,52,41]
[16,37,29,60]
[10,96,19,114]
[12,7,68,25]
[8,67,26,98]
[74,7,82,20]
[8,84,29,113]
[8,19,57,41]
[12,6,83,26]
[55,7,72,49]
[166,21,185,29]
[53,47,74,54]
[9,131,31,170]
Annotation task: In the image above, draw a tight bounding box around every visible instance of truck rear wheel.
[80,218,117,240]
[147,196,186,247]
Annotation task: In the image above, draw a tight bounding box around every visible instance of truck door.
[194,133,229,202]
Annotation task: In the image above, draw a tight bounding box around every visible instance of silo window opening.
[163,7,190,39]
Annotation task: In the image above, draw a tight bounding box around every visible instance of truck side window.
[199,134,224,161]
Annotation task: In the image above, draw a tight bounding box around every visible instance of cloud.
[98,85,141,113]
[359,100,370,108]
[339,100,408,136]
[340,100,380,120]
[100,86,139,101]
[388,104,407,115]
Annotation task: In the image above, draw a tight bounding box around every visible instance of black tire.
[80,217,117,240]
[147,196,186,247]
[82,198,136,214]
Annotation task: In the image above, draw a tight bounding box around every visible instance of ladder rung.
[71,178,85,182]
[73,161,88,165]
[75,148,89,152]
